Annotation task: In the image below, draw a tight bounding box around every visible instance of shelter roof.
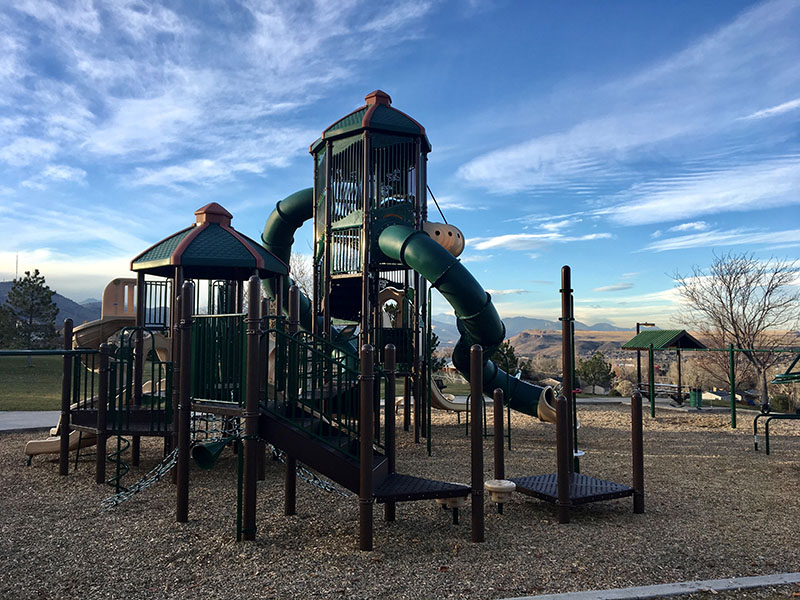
[131,203,289,280]
[622,329,707,350]
[309,90,431,153]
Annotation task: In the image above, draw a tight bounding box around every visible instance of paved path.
[0,411,60,432]
[500,571,800,600]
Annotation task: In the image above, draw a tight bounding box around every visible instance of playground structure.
[21,91,648,549]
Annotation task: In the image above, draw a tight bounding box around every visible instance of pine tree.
[5,269,59,350]
[0,304,15,349]
[576,351,615,391]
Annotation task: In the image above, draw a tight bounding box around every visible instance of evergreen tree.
[0,304,15,349]
[429,331,448,372]
[491,340,523,375]
[5,269,59,349]
[576,351,615,390]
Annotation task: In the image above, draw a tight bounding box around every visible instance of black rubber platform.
[511,472,633,505]
[373,473,470,503]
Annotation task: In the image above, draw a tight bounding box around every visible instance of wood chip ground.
[2,406,798,599]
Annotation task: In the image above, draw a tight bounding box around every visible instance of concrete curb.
[499,572,800,600]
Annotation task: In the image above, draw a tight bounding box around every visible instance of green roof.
[131,203,288,279]
[622,329,707,350]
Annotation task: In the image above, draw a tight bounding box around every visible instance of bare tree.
[674,252,800,407]
[289,252,314,298]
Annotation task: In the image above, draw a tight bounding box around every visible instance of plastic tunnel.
[378,224,554,418]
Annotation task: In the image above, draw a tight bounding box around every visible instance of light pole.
[636,322,655,390]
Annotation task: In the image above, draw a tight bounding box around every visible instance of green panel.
[622,329,705,350]
[371,133,413,149]
[331,136,362,155]
[369,105,421,134]
[182,224,255,266]
[132,228,193,268]
[324,107,367,137]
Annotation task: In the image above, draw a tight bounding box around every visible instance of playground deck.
[5,404,799,600]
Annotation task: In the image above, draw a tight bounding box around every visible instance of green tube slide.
[261,188,316,332]
[262,190,553,418]
[378,224,554,418]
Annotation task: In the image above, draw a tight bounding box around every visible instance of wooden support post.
[470,345,485,543]
[384,344,397,523]
[176,281,194,523]
[676,348,682,406]
[95,344,110,484]
[556,395,571,524]
[359,344,375,551]
[59,319,74,476]
[631,391,645,514]
[242,275,261,541]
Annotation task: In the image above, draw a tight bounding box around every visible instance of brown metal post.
[285,456,296,516]
[676,348,682,405]
[631,391,645,514]
[384,344,397,522]
[132,272,145,467]
[493,388,505,514]
[493,388,504,480]
[176,281,194,523]
[359,344,375,551]
[288,285,300,335]
[470,345,485,543]
[59,319,74,476]
[95,344,110,484]
[242,275,261,540]
[403,375,411,431]
[560,266,575,474]
[258,296,268,482]
[556,395,570,524]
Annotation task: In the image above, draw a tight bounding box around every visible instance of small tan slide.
[25,429,97,457]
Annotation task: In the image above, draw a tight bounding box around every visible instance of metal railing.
[263,327,371,460]
[191,314,246,406]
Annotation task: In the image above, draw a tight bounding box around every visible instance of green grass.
[0,355,64,411]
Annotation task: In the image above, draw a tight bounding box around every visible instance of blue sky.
[1,0,799,327]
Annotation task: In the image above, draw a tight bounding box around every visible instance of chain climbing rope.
[101,447,178,510]
[266,441,351,498]
[101,413,350,510]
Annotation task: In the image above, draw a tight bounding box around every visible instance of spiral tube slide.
[261,188,317,332]
[378,224,554,418]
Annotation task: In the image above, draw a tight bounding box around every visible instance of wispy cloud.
[669,221,709,232]
[602,155,800,226]
[644,227,800,252]
[471,232,612,251]
[485,289,528,296]
[457,0,800,218]
[592,283,634,293]
[741,97,800,120]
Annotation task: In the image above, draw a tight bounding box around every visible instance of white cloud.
[603,156,800,226]
[458,0,800,197]
[741,97,800,120]
[471,232,612,251]
[644,227,800,252]
[669,221,709,232]
[485,289,528,296]
[0,137,58,167]
[592,283,634,293]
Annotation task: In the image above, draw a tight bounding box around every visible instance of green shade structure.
[622,329,706,351]
[132,202,288,280]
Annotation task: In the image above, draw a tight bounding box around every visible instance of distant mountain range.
[0,281,102,328]
[431,314,632,346]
